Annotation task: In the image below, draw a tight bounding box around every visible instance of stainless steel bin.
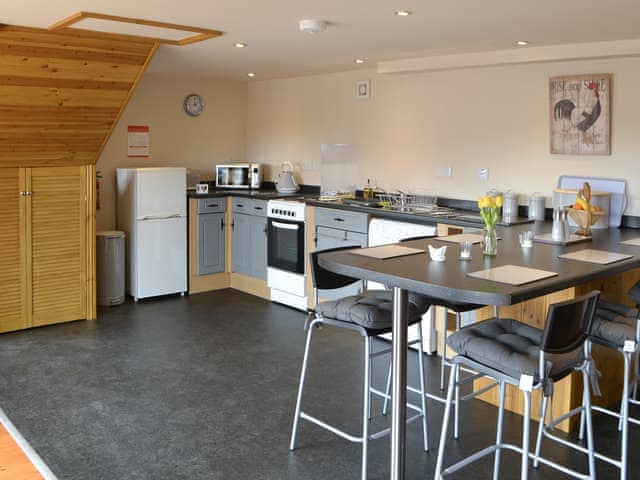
[96,230,125,306]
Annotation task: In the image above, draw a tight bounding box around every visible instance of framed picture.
[550,74,611,155]
[356,79,370,99]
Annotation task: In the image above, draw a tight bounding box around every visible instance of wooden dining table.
[317,222,640,479]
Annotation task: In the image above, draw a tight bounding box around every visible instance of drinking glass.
[460,240,472,260]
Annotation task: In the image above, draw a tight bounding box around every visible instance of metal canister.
[502,191,519,223]
[528,193,546,221]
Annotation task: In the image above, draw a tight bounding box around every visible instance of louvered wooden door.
[0,168,28,333]
[30,166,87,327]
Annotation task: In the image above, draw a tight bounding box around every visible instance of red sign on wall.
[127,125,149,157]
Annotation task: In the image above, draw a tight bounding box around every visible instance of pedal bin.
[96,230,125,306]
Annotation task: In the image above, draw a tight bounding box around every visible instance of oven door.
[268,218,305,274]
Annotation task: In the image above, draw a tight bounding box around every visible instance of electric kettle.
[275,162,299,193]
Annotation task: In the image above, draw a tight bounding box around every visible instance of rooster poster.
[550,74,610,155]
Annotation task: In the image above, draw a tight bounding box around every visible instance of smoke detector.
[299,19,328,34]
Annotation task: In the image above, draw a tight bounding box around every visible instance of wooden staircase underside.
[0,24,158,167]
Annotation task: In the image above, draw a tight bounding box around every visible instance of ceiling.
[5,1,640,80]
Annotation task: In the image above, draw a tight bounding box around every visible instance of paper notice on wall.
[127,125,149,157]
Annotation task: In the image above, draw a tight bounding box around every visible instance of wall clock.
[183,93,204,116]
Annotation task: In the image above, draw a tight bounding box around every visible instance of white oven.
[267,199,308,310]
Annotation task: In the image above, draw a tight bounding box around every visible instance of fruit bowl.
[566,207,605,236]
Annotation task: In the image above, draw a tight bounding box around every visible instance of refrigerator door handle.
[139,214,186,221]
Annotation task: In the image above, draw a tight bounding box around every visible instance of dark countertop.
[318,223,640,306]
[187,188,311,200]
[305,198,533,229]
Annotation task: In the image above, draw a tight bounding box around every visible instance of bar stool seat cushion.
[592,301,638,347]
[315,290,429,332]
[447,317,582,382]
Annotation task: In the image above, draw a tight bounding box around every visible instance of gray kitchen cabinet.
[249,216,268,280]
[231,197,268,280]
[314,207,369,299]
[198,212,225,275]
[232,213,251,275]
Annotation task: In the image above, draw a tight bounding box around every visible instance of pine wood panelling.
[86,164,96,320]
[0,85,127,108]
[0,54,146,83]
[0,24,157,167]
[0,423,43,480]
[0,168,27,333]
[30,166,86,326]
[0,25,155,54]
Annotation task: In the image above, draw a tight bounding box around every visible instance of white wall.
[97,74,247,230]
[247,57,640,215]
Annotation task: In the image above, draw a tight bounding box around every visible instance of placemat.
[534,233,592,246]
[620,238,640,246]
[438,233,485,244]
[349,245,425,260]
[558,249,633,265]
[468,265,558,286]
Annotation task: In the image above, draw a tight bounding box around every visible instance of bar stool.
[397,236,495,390]
[578,281,640,479]
[435,291,600,480]
[289,246,432,480]
[385,235,498,440]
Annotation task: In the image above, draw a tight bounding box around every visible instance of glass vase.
[482,226,498,256]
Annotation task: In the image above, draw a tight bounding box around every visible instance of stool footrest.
[369,387,423,414]
[299,410,423,444]
[591,405,640,426]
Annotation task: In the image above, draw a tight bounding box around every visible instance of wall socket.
[478,167,489,181]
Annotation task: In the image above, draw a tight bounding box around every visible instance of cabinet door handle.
[231,219,235,231]
[236,204,244,208]
[221,219,225,231]
[254,206,263,210]
[333,217,344,222]
[20,191,32,196]
[207,203,220,208]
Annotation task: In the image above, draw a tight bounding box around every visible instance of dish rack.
[376,192,438,210]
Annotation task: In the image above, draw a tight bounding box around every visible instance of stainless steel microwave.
[215,163,262,189]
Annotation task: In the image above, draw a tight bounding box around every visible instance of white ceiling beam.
[377,39,640,74]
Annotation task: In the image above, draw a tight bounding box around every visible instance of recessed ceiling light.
[247,72,256,77]
[234,43,247,48]
[354,58,365,64]
[395,10,412,16]
[515,40,530,46]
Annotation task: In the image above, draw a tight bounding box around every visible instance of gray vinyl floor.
[0,289,637,479]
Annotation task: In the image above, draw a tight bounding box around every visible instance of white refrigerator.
[117,167,187,301]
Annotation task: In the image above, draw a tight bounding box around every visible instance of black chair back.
[399,235,437,243]
[540,291,600,354]
[628,280,640,306]
[310,246,361,291]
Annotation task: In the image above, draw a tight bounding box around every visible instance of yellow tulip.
[496,195,503,208]
[477,197,483,208]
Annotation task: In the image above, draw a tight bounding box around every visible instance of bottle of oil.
[363,179,374,200]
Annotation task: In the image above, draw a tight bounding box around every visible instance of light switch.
[436,165,452,177]
[478,168,489,181]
